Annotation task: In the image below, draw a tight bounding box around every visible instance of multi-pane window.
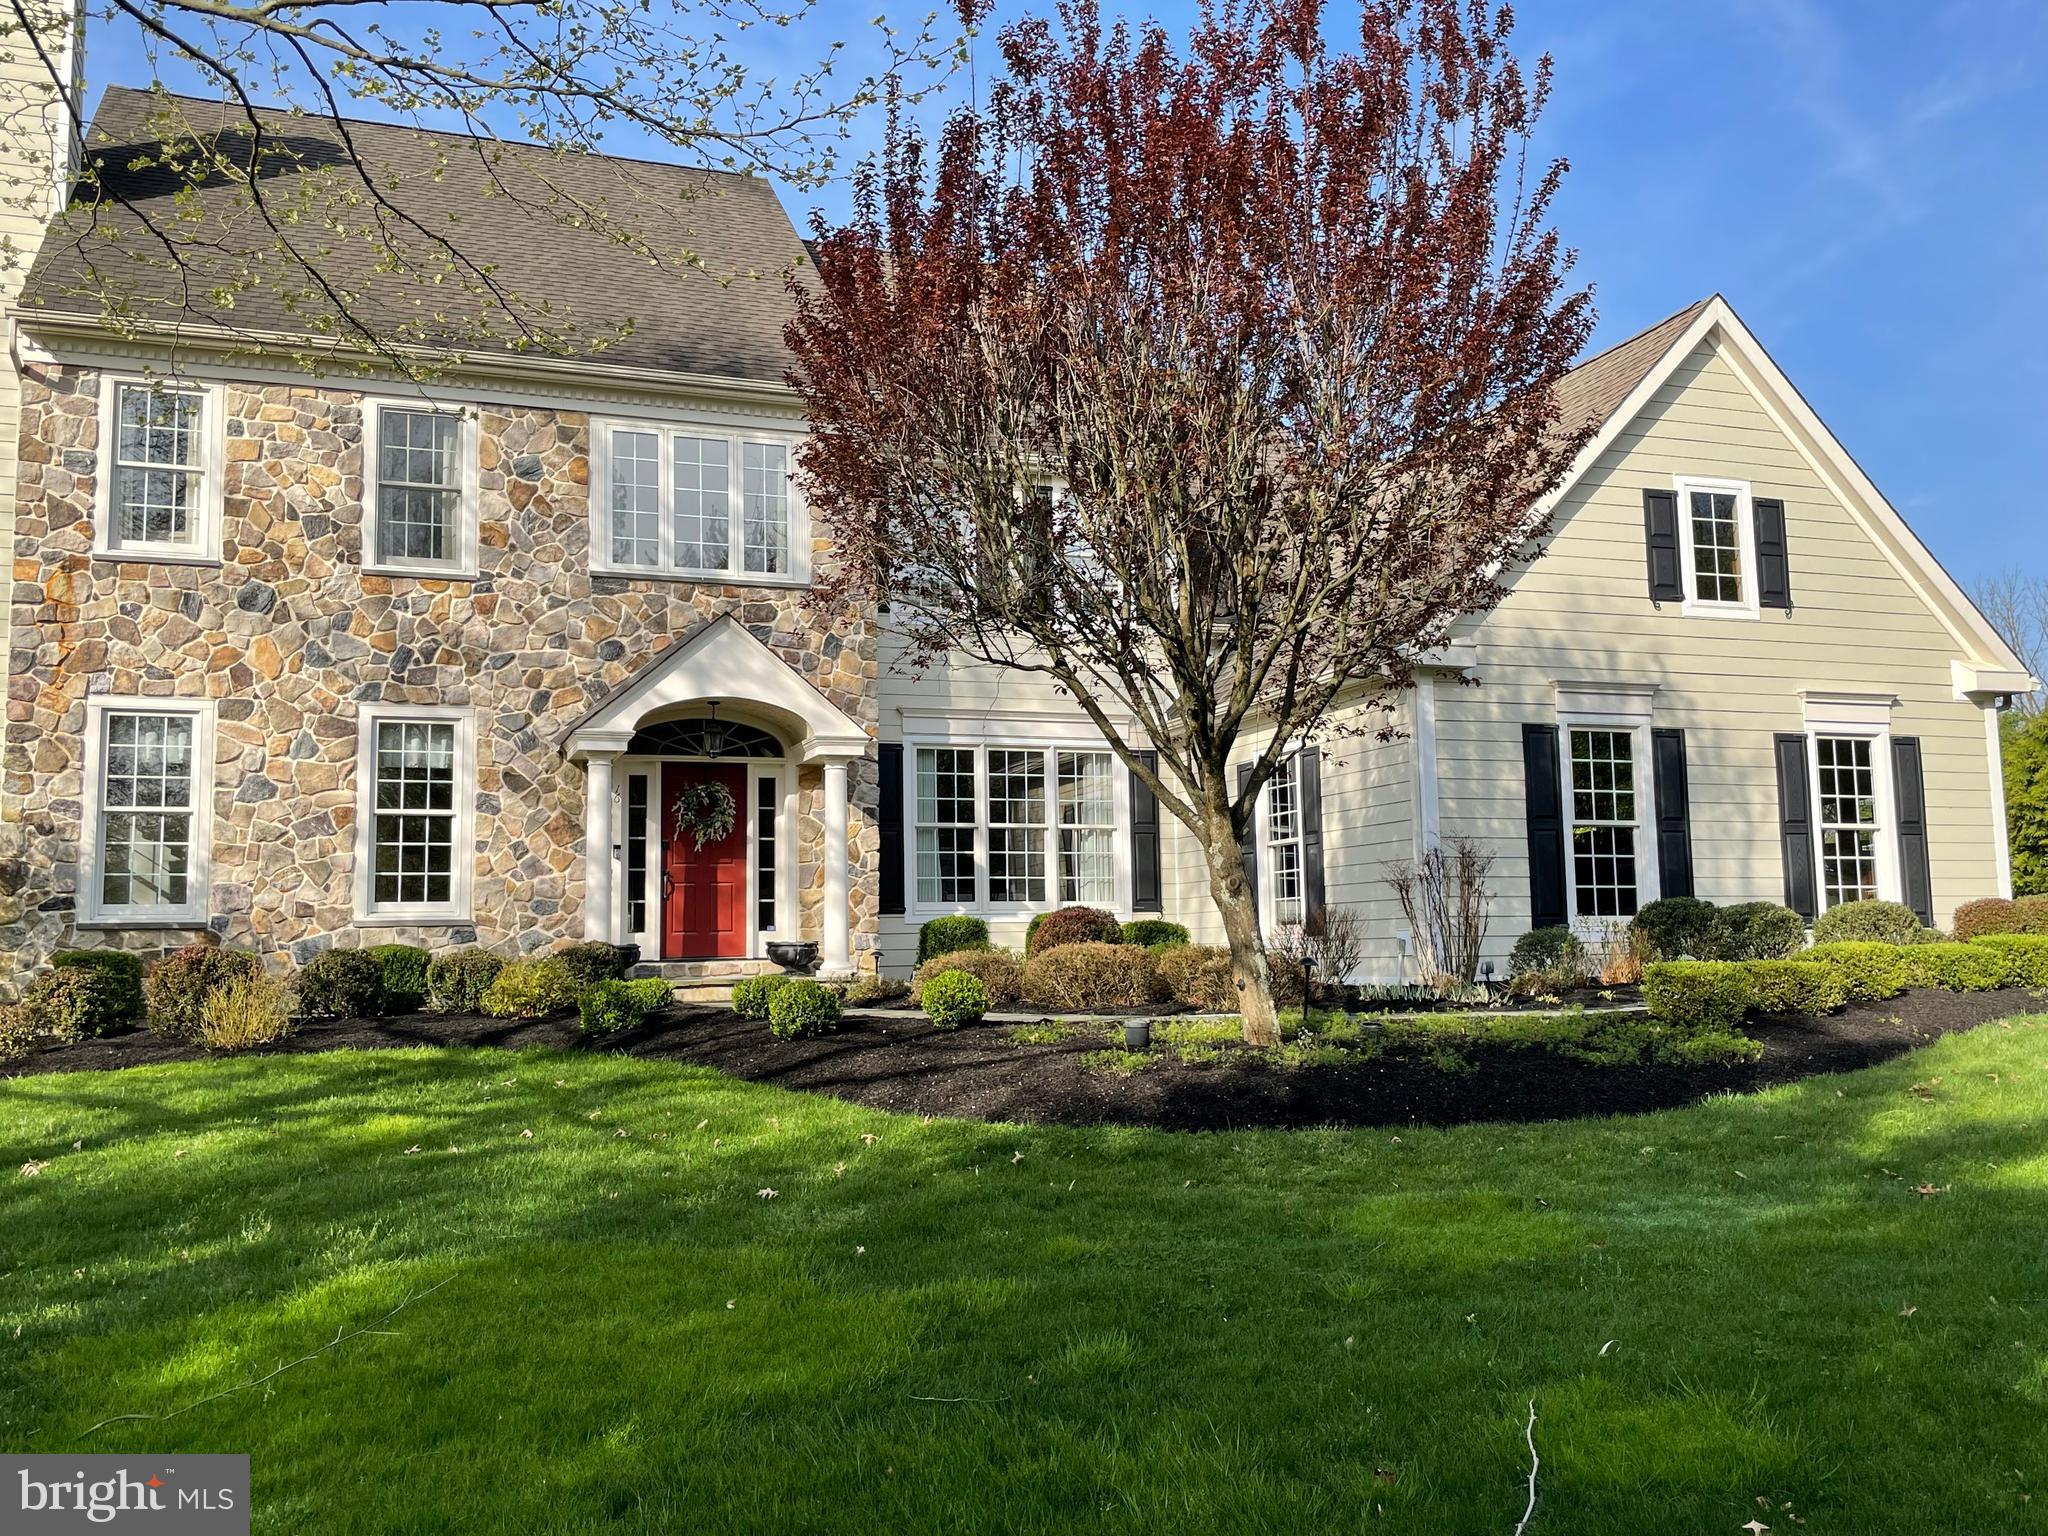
[1058,750,1117,905]
[375,408,463,565]
[1816,735,1881,909]
[1568,728,1640,918]
[1265,755,1304,924]
[111,383,205,550]
[915,748,977,905]
[1689,488,1742,604]
[599,425,794,579]
[370,720,457,909]
[987,749,1048,905]
[757,774,778,932]
[97,710,197,912]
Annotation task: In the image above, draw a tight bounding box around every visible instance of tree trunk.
[1198,787,1280,1047]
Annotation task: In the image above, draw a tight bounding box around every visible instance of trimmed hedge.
[368,944,431,1010]
[1968,934,2048,986]
[1630,897,1718,962]
[1744,959,1850,1016]
[921,970,988,1029]
[479,956,580,1020]
[145,945,263,1040]
[1811,899,1930,947]
[1707,902,1806,961]
[427,948,504,1014]
[911,948,1023,1008]
[1021,942,1162,1011]
[297,948,387,1019]
[1904,942,2009,992]
[917,915,990,965]
[1954,896,2048,939]
[50,950,146,1028]
[732,973,794,1020]
[1802,941,1913,1000]
[555,941,634,988]
[1025,906,1124,957]
[22,967,130,1042]
[1121,919,1191,951]
[577,977,673,1034]
[1157,944,1236,1012]
[1642,962,1754,1032]
[768,978,842,1039]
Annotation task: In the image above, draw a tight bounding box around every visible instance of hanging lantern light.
[702,700,728,758]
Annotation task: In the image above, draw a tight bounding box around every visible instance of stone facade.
[0,362,878,984]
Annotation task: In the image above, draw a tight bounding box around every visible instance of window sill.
[589,564,809,590]
[76,913,210,930]
[354,910,473,928]
[90,550,223,570]
[1677,600,1761,622]
[363,564,480,582]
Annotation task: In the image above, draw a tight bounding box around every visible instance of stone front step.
[632,957,784,1002]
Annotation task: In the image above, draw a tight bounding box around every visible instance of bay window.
[595,420,800,581]
[912,742,1125,913]
[82,697,214,925]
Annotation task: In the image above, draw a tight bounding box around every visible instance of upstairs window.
[596,422,800,581]
[99,379,220,560]
[368,403,475,575]
[1673,475,1758,619]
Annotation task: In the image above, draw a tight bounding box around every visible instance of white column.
[820,757,852,977]
[584,753,616,942]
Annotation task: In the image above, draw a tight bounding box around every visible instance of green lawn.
[5,1021,2048,1534]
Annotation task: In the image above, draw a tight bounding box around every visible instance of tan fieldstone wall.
[0,363,877,986]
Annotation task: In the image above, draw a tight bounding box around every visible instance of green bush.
[144,945,263,1040]
[1658,1029,1765,1066]
[843,974,909,1006]
[577,979,652,1034]
[297,948,387,1019]
[1968,934,2048,987]
[768,978,843,1038]
[1021,942,1162,1011]
[1157,944,1237,1011]
[1121,919,1190,951]
[623,977,673,1012]
[911,948,1023,1008]
[731,973,794,1020]
[22,967,128,1042]
[1629,897,1718,961]
[555,941,633,988]
[1811,899,1928,947]
[50,950,146,1028]
[0,1003,35,1063]
[1904,942,2010,992]
[1025,906,1124,957]
[479,956,580,1020]
[1508,927,1590,984]
[1707,902,1807,961]
[367,944,431,1011]
[1953,898,2020,940]
[921,970,988,1029]
[917,915,991,964]
[1744,959,1849,1016]
[1803,941,1913,1001]
[426,948,504,1014]
[1643,961,1755,1032]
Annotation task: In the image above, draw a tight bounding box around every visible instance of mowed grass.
[5,1022,2048,1534]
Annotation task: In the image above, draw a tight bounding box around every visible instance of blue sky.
[85,0,2047,586]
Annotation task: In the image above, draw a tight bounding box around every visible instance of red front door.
[662,763,748,960]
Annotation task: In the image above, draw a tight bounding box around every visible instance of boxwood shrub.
[1508,927,1590,984]
[1629,897,1718,962]
[50,950,146,1028]
[1156,944,1236,1012]
[426,948,504,1014]
[1642,961,1755,1032]
[768,978,843,1038]
[910,947,1023,1008]
[22,967,131,1042]
[917,915,990,964]
[577,978,671,1034]
[1904,942,2010,992]
[555,941,634,988]
[1811,899,1930,947]
[367,944,432,1011]
[921,970,988,1030]
[1968,934,2048,986]
[1025,906,1124,957]
[297,948,387,1019]
[1743,959,1849,1016]
[731,973,794,1020]
[1707,902,1807,961]
[144,944,262,1039]
[1120,919,1190,951]
[1802,941,1913,1001]
[1021,942,1162,1011]
[478,956,580,1020]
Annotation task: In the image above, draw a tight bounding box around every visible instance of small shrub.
[1657,1029,1765,1066]
[297,948,387,1019]
[768,978,843,1038]
[1803,941,1913,1001]
[1744,959,1850,1016]
[844,974,909,1006]
[1079,1047,1156,1078]
[50,950,146,1028]
[479,956,580,1020]
[1968,934,2048,987]
[917,915,991,964]
[1157,944,1236,1012]
[622,977,673,1012]
[196,973,295,1051]
[1642,961,1755,1032]
[731,973,794,1020]
[911,948,1023,1008]
[145,945,262,1040]
[426,948,504,1014]
[1811,899,1927,947]
[1708,902,1807,961]
[23,967,130,1042]
[921,970,989,1029]
[555,941,633,988]
[1021,942,1162,1011]
[0,1004,35,1064]
[1024,905,1124,957]
[367,944,431,1011]
[1629,897,1719,961]
[578,979,649,1034]
[1904,942,2010,992]
[1952,897,2020,940]
[1121,918,1190,951]
[1508,927,1591,986]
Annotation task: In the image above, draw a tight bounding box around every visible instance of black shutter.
[1643,488,1683,603]
[1774,733,1816,921]
[1129,750,1163,913]
[1235,762,1258,918]
[1754,496,1792,609]
[1297,747,1326,924]
[877,743,905,916]
[1651,727,1695,898]
[1891,736,1932,925]
[1522,724,1568,927]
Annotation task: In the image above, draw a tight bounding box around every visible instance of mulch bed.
[6,987,2037,1132]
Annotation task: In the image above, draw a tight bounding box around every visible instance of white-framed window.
[1565,725,1643,919]
[353,705,476,922]
[365,399,479,577]
[79,696,214,926]
[1674,474,1759,619]
[909,741,1127,915]
[1263,755,1305,925]
[591,419,804,583]
[1809,729,1899,911]
[94,377,223,562]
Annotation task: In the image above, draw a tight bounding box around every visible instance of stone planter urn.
[766,940,820,974]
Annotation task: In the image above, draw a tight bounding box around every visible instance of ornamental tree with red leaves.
[788,0,1595,1046]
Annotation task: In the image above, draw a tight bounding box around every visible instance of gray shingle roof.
[1552,297,1712,434]
[18,87,813,384]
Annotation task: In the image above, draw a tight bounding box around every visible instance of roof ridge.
[1561,296,1713,381]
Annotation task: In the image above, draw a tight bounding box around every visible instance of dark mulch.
[7,986,2039,1131]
